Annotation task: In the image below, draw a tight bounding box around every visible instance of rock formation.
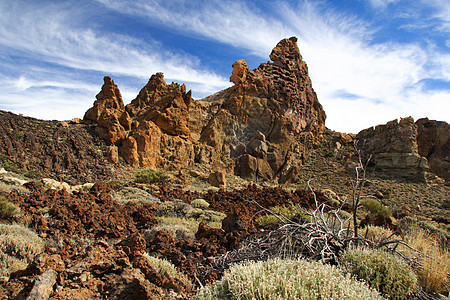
[356,117,449,182]
[84,76,131,145]
[356,118,429,179]
[84,37,326,183]
[416,118,450,181]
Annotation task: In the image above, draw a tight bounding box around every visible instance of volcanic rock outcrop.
[356,117,449,181]
[416,118,450,181]
[84,37,326,183]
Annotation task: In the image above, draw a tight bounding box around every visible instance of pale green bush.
[111,187,160,205]
[157,199,226,228]
[0,224,44,277]
[143,253,192,290]
[195,258,384,300]
[256,203,306,226]
[191,198,210,209]
[135,168,168,184]
[341,248,417,299]
[363,225,400,243]
[360,198,391,218]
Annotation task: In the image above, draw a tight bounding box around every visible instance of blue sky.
[0,0,449,133]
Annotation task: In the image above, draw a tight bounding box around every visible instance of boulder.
[208,170,227,188]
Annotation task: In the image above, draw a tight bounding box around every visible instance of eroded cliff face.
[83,37,326,183]
[416,118,450,181]
[356,117,449,182]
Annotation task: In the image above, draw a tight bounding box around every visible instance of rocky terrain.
[0,37,448,299]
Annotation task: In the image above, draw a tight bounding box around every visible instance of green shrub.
[0,196,20,218]
[157,199,226,225]
[0,224,44,277]
[256,203,305,226]
[143,253,192,290]
[360,198,391,218]
[111,187,160,205]
[191,198,210,209]
[195,258,383,300]
[341,248,417,299]
[135,168,168,184]
[24,170,42,180]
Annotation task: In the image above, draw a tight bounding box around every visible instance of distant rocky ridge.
[0,37,448,184]
[84,37,326,183]
[356,117,449,182]
[0,111,119,185]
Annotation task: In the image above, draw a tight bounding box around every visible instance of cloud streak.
[99,0,449,132]
[0,0,230,119]
[0,0,448,133]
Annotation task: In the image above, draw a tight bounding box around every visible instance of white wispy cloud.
[367,0,398,9]
[0,0,230,119]
[101,0,449,132]
[0,0,448,133]
[96,0,291,57]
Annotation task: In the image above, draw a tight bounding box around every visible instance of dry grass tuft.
[400,228,449,295]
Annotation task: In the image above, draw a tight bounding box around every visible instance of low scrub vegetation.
[191,198,210,209]
[152,199,226,241]
[363,225,399,244]
[0,224,44,277]
[111,186,160,205]
[144,223,194,242]
[256,203,305,226]
[341,248,417,299]
[195,258,383,300]
[400,227,449,294]
[359,198,391,218]
[143,253,193,291]
[135,168,168,184]
[0,196,20,218]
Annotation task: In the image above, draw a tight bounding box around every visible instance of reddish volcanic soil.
[0,181,333,299]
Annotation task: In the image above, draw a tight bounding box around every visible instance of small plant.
[0,224,45,277]
[0,153,21,173]
[111,187,160,205]
[144,223,194,242]
[360,198,391,218]
[256,203,305,226]
[363,225,399,243]
[195,258,383,300]
[24,170,42,180]
[135,168,168,184]
[0,196,20,218]
[341,248,417,299]
[142,253,192,290]
[191,198,210,209]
